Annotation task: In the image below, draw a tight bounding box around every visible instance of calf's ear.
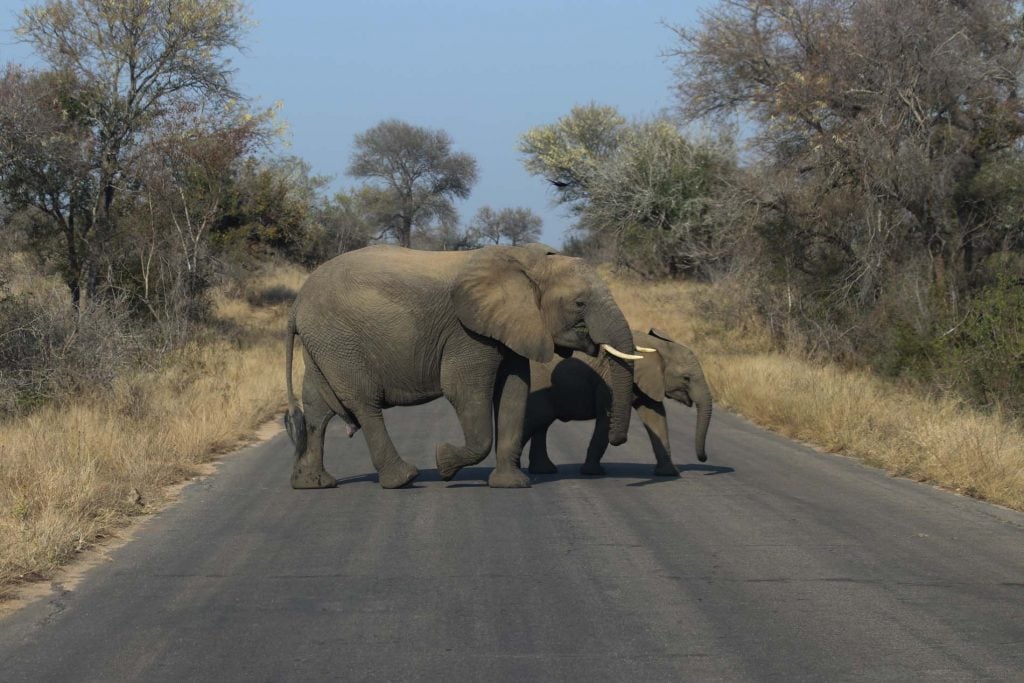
[634,351,666,402]
[648,328,676,343]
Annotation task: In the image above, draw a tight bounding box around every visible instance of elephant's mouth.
[670,390,694,407]
[554,321,598,356]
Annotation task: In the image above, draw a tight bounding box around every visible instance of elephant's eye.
[574,299,586,309]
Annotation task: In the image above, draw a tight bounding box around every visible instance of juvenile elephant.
[284,244,641,489]
[524,329,712,477]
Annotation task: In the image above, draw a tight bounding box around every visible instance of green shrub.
[940,273,1024,413]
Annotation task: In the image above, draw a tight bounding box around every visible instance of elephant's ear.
[634,350,666,402]
[649,328,676,343]
[452,249,555,363]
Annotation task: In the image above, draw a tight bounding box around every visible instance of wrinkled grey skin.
[284,244,637,489]
[524,329,713,477]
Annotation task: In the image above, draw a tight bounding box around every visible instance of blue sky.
[0,0,708,246]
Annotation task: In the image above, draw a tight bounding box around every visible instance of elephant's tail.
[284,309,307,455]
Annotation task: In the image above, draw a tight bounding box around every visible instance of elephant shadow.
[531,461,735,488]
[332,462,734,489]
[333,467,495,488]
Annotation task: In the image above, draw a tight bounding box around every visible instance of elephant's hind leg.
[580,414,610,476]
[355,408,419,489]
[291,381,338,489]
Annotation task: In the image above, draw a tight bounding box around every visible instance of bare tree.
[468,206,544,246]
[347,120,478,248]
[663,0,1024,384]
[498,207,543,245]
[127,102,269,339]
[468,206,502,244]
[668,0,1024,300]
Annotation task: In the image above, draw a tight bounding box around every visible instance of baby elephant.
[524,329,712,476]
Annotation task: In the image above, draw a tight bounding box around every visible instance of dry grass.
[0,262,308,596]
[607,273,1024,511]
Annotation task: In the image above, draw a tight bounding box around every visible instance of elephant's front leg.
[524,390,558,474]
[490,353,532,488]
[435,388,494,481]
[636,400,678,477]
[527,424,557,474]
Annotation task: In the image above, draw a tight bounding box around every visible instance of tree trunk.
[399,216,413,248]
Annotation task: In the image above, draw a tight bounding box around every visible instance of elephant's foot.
[291,468,338,489]
[580,462,606,476]
[527,459,558,475]
[654,462,681,477]
[435,444,475,481]
[488,467,531,488]
[378,460,419,489]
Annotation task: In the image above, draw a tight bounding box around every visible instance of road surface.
[1,400,1023,681]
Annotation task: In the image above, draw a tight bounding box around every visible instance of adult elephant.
[284,244,641,489]
[524,329,712,476]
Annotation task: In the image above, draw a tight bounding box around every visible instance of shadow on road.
[332,461,734,489]
[530,461,735,488]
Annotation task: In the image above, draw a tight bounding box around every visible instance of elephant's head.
[633,329,713,462]
[453,244,639,445]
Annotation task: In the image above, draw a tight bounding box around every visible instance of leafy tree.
[582,120,736,278]
[219,155,328,260]
[519,103,626,209]
[0,67,94,303]
[317,188,375,259]
[521,106,733,277]
[8,0,251,303]
[346,120,478,248]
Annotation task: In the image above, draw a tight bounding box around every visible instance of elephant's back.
[304,245,464,290]
[296,245,465,320]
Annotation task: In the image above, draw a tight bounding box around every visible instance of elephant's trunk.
[693,388,712,462]
[586,294,635,446]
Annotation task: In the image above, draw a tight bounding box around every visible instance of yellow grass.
[608,273,1024,511]
[0,262,308,596]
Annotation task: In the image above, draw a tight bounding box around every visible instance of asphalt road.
[1,400,1023,681]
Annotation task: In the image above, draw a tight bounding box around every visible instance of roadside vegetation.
[1,0,1023,597]
[608,273,1024,512]
[0,259,306,597]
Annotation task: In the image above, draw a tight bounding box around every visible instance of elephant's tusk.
[635,346,657,353]
[601,343,644,360]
